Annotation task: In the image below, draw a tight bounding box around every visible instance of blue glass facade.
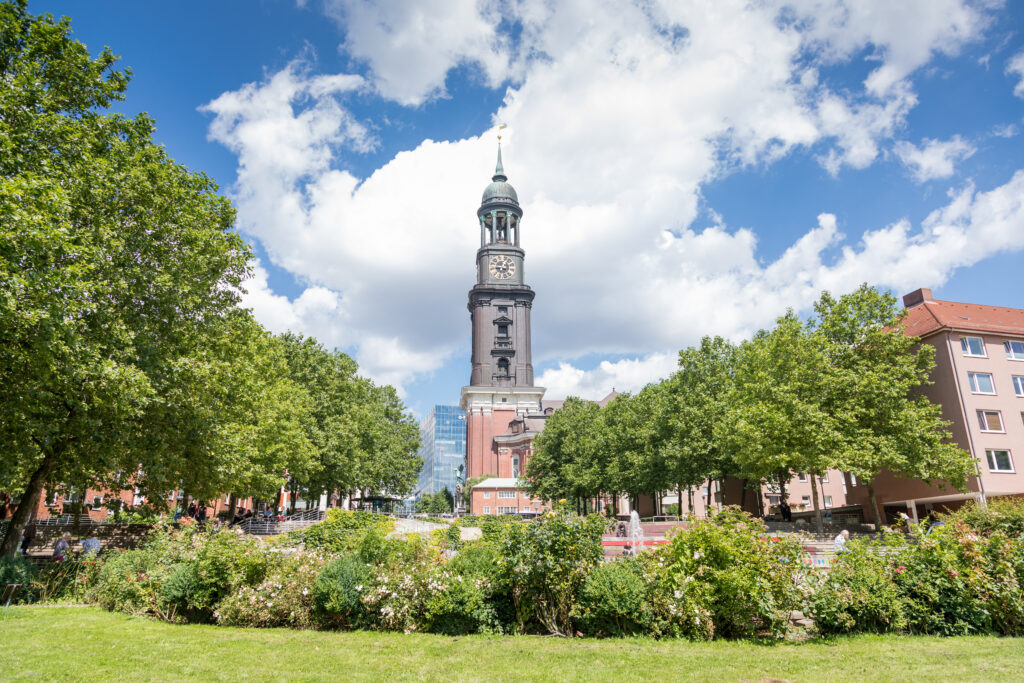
[415,405,467,499]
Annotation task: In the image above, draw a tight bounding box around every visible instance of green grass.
[2,606,1022,682]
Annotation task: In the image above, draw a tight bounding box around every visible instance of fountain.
[627,509,644,556]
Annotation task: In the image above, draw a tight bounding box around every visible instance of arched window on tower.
[512,455,520,479]
[497,357,510,378]
[496,213,507,243]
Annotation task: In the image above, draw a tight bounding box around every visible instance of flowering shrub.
[808,535,908,634]
[37,556,105,603]
[663,508,805,640]
[941,498,1024,538]
[810,522,1024,636]
[216,553,324,629]
[95,549,168,616]
[496,509,605,635]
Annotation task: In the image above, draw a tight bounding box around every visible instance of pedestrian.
[187,501,197,518]
[833,529,850,553]
[20,523,36,556]
[780,500,792,522]
[53,532,72,562]
[81,533,101,557]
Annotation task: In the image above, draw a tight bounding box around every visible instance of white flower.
[693,551,704,560]
[355,585,362,592]
[301,589,309,596]
[673,590,682,599]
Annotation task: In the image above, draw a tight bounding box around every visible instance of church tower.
[461,145,545,480]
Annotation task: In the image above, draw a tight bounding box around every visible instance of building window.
[986,449,1015,473]
[482,491,490,499]
[46,491,59,506]
[512,456,520,479]
[797,473,807,482]
[1014,376,1024,397]
[820,472,829,483]
[1005,340,1024,361]
[497,506,517,514]
[977,410,1005,432]
[482,506,490,514]
[498,306,508,314]
[968,372,996,394]
[801,495,810,507]
[961,336,987,357]
[92,496,103,509]
[497,358,510,377]
[498,490,516,499]
[824,495,833,508]
[847,472,858,486]
[767,495,780,506]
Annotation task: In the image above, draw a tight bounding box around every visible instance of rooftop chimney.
[902,288,934,308]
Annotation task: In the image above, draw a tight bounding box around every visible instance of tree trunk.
[809,472,824,534]
[227,493,237,523]
[777,471,788,501]
[867,483,883,528]
[687,487,694,515]
[755,488,765,518]
[1,448,59,557]
[739,479,748,512]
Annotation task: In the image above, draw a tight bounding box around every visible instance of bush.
[496,509,606,635]
[941,498,1024,537]
[37,556,104,603]
[287,510,394,555]
[313,554,372,628]
[810,522,1024,637]
[807,536,907,635]
[95,549,168,616]
[0,556,40,604]
[575,558,648,637]
[217,553,324,628]
[663,508,805,640]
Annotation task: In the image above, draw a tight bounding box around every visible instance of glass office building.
[415,405,467,500]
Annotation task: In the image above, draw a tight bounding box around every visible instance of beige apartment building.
[845,288,1024,522]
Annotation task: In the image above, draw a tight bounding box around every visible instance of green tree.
[660,336,737,514]
[525,397,606,511]
[721,312,843,532]
[0,4,327,554]
[810,285,974,525]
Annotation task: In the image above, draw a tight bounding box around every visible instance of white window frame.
[824,495,833,509]
[801,495,810,506]
[977,410,1005,433]
[482,506,490,514]
[498,490,516,499]
[968,372,996,395]
[961,336,987,357]
[497,506,517,514]
[820,472,829,483]
[986,449,1015,473]
[797,473,807,482]
[1013,376,1024,397]
[1005,340,1024,361]
[482,491,490,499]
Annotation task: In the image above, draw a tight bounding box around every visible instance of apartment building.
[845,288,1024,522]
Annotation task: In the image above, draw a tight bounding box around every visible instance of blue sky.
[33,1,1024,418]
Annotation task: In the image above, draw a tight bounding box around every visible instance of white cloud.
[205,0,1014,393]
[894,135,976,182]
[537,354,679,401]
[1009,50,1024,98]
[323,0,510,105]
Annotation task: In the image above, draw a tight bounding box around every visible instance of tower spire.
[493,143,507,182]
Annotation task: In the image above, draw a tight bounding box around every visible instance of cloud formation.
[205,0,1021,395]
[894,136,977,183]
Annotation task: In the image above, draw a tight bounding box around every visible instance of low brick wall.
[22,524,154,557]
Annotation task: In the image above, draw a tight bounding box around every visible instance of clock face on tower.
[488,255,516,279]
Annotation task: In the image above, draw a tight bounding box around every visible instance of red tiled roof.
[903,299,1024,338]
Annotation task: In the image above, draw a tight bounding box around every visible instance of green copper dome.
[481,145,519,205]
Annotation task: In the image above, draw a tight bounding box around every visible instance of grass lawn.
[2,606,1022,682]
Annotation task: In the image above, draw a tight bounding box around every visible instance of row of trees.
[526,285,977,530]
[0,3,419,556]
